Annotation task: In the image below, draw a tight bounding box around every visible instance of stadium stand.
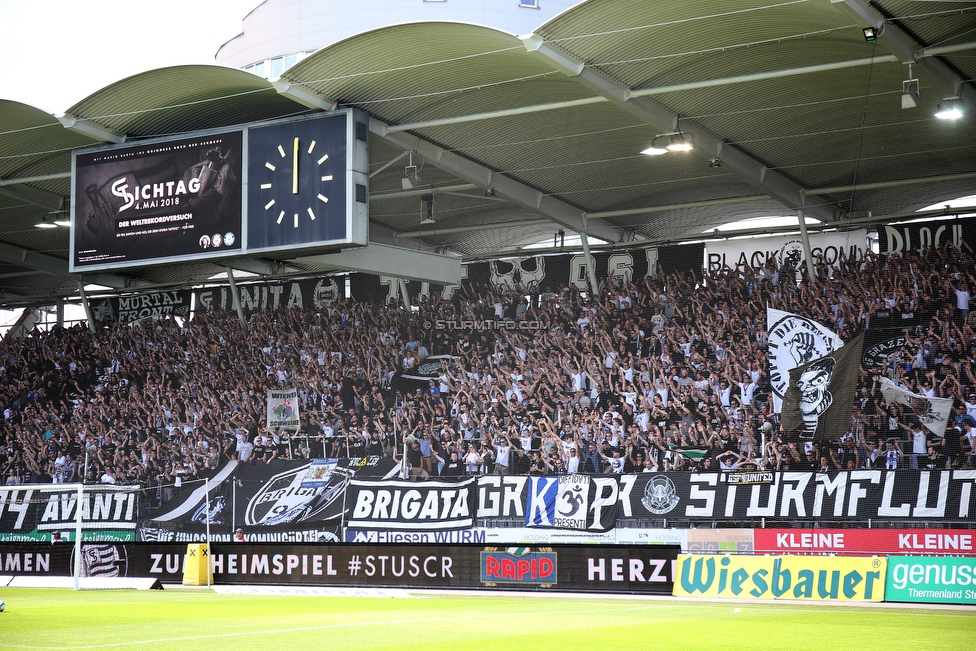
[1,239,974,511]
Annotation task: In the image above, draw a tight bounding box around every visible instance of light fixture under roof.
[402,152,421,189]
[901,64,919,110]
[935,97,963,120]
[35,216,57,229]
[642,132,694,156]
[640,144,668,156]
[862,26,877,42]
[420,193,435,225]
[666,133,693,152]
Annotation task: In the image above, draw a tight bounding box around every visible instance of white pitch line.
[2,604,659,649]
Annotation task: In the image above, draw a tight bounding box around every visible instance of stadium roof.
[0,0,974,307]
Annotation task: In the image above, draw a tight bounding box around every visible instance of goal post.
[0,482,144,590]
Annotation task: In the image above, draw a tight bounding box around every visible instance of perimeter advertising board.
[886,556,976,605]
[674,554,886,602]
[0,543,679,593]
[754,528,976,555]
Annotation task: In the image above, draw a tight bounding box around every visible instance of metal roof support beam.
[0,240,75,277]
[383,97,607,133]
[585,194,772,220]
[369,151,409,179]
[0,240,150,290]
[273,80,336,111]
[296,242,462,285]
[579,224,600,296]
[378,41,976,137]
[224,259,281,276]
[0,185,63,211]
[57,115,125,144]
[370,184,479,201]
[370,118,621,244]
[76,282,96,333]
[225,266,249,335]
[398,218,551,239]
[521,34,824,219]
[806,171,976,196]
[832,0,975,106]
[0,172,71,188]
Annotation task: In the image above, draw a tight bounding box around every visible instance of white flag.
[767,308,844,413]
[879,377,953,435]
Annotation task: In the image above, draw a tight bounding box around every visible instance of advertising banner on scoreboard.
[674,554,886,601]
[754,528,976,555]
[886,556,976,605]
[71,130,243,271]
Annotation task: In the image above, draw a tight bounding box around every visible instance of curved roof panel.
[0,1,973,308]
[65,65,303,138]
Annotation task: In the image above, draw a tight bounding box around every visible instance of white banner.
[767,308,844,413]
[705,230,867,276]
[267,388,301,430]
[879,377,953,436]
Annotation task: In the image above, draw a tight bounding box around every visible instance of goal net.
[0,483,144,589]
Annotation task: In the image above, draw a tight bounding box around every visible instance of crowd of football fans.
[1,239,975,497]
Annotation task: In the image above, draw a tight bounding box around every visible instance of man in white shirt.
[237,434,254,463]
[494,436,511,475]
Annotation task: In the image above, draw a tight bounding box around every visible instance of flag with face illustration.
[781,334,863,440]
[767,308,844,413]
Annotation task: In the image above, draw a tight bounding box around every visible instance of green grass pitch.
[0,588,972,651]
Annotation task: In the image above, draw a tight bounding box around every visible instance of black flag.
[781,333,864,441]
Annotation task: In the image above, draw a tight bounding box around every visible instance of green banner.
[0,529,134,543]
[886,556,976,605]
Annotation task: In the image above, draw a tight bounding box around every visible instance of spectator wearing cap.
[966,395,976,422]
[233,528,245,542]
